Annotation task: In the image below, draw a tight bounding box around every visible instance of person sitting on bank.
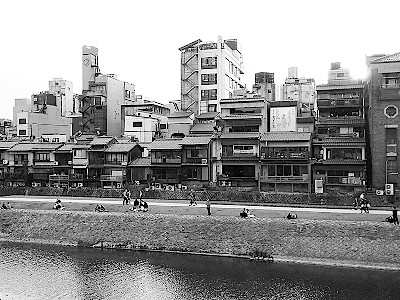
[53,199,64,210]
[133,198,140,211]
[1,202,10,209]
[287,213,298,220]
[142,201,148,212]
[95,204,106,212]
[240,208,248,218]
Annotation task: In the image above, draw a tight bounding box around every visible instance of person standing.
[189,190,197,206]
[206,199,211,216]
[393,206,399,225]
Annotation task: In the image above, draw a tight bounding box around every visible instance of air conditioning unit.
[181,185,188,190]
[67,161,72,165]
[376,190,384,196]
[353,132,359,137]
[2,159,8,165]
[201,159,207,165]
[121,161,127,166]
[385,183,394,196]
[116,182,122,189]
[54,161,58,166]
[77,183,83,187]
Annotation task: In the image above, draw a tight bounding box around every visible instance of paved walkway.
[0,196,392,215]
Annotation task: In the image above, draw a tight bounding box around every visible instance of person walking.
[189,190,197,206]
[393,206,399,225]
[206,199,211,216]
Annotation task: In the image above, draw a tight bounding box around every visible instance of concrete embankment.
[1,209,399,270]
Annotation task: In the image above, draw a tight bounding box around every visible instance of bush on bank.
[0,186,396,207]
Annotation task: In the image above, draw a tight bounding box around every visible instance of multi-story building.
[180,136,211,186]
[0,141,18,187]
[280,67,316,115]
[149,139,183,188]
[253,72,275,102]
[179,37,244,115]
[313,63,366,194]
[259,132,312,193]
[80,46,136,137]
[14,83,74,140]
[366,52,400,191]
[167,111,194,138]
[122,100,170,142]
[48,78,77,117]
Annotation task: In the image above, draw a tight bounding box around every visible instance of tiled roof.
[260,132,311,141]
[55,144,74,152]
[9,143,63,152]
[370,52,400,64]
[316,118,365,126]
[105,143,139,153]
[196,112,219,119]
[90,136,115,146]
[313,138,366,146]
[180,136,211,145]
[190,123,215,133]
[0,141,19,150]
[219,132,260,139]
[149,139,182,150]
[168,111,193,118]
[316,84,364,91]
[128,157,151,167]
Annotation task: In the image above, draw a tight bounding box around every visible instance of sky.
[1,0,400,120]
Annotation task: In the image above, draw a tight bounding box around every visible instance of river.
[0,242,399,299]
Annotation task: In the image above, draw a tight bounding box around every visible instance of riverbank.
[1,209,400,270]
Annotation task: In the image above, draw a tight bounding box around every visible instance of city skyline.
[1,0,400,120]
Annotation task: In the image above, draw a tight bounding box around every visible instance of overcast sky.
[1,0,400,120]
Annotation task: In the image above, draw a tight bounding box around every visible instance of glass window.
[18,118,27,124]
[132,122,142,127]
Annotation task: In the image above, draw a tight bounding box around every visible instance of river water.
[0,242,399,300]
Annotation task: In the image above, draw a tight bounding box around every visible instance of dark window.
[18,130,27,135]
[18,118,27,124]
[201,57,217,69]
[160,124,167,130]
[201,73,217,85]
[387,158,398,174]
[386,128,397,145]
[132,122,143,127]
[201,89,217,101]
[35,153,50,161]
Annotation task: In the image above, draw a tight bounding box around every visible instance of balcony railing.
[261,152,309,160]
[317,99,360,107]
[151,158,181,164]
[105,160,128,165]
[259,175,308,182]
[381,83,400,88]
[14,160,29,165]
[100,175,125,181]
[49,175,69,181]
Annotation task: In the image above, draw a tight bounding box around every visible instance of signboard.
[270,106,297,132]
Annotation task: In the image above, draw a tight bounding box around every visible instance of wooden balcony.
[100,175,125,182]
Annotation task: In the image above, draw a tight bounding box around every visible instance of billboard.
[270,106,297,132]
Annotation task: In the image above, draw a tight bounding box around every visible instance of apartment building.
[313,63,366,194]
[80,46,136,137]
[366,52,400,191]
[179,37,244,115]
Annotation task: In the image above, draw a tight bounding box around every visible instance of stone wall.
[1,209,399,267]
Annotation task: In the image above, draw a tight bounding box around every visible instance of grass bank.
[1,209,399,270]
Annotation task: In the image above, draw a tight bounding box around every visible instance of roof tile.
[260,132,311,141]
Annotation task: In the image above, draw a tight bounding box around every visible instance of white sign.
[270,106,297,132]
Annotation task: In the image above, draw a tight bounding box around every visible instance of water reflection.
[0,243,399,300]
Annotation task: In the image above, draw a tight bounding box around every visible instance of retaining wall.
[1,209,399,268]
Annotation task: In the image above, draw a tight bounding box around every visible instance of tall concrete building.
[366,52,400,191]
[80,46,136,137]
[253,72,275,102]
[280,67,316,115]
[48,78,77,117]
[179,37,245,115]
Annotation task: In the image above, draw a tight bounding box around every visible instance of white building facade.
[179,37,245,115]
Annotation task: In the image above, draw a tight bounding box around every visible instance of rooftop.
[149,139,182,150]
[168,111,193,118]
[0,141,19,150]
[89,136,115,146]
[219,132,260,139]
[261,132,311,142]
[190,123,215,133]
[105,143,139,153]
[128,157,151,167]
[369,52,400,64]
[9,143,63,152]
[180,136,212,145]
[196,112,219,120]
[316,84,364,91]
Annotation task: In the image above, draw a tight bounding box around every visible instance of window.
[233,145,255,155]
[52,138,59,143]
[385,105,398,118]
[18,118,27,124]
[160,124,167,130]
[201,73,217,85]
[132,122,143,127]
[74,149,87,158]
[208,104,217,112]
[201,57,217,69]
[337,73,345,77]
[387,158,398,174]
[18,130,27,136]
[201,89,217,100]
[386,128,398,145]
[35,153,50,161]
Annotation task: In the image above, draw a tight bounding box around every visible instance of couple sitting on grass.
[53,199,64,210]
[95,204,106,212]
[240,208,255,218]
[130,198,148,212]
